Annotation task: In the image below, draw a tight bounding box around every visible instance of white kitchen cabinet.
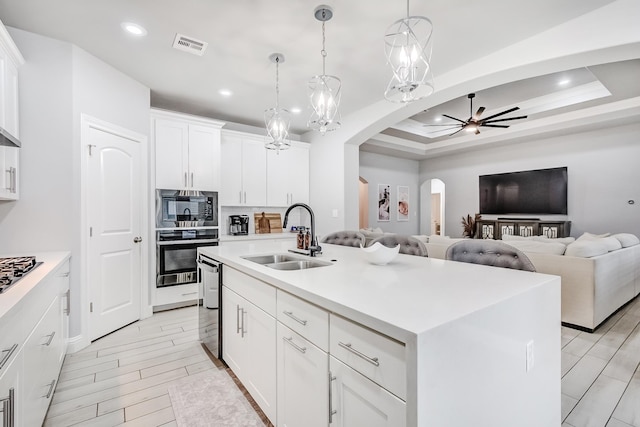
[330,356,406,427]
[22,298,62,427]
[222,268,276,423]
[266,144,309,206]
[276,323,328,427]
[152,110,224,192]
[0,21,23,141]
[220,131,266,206]
[0,348,22,427]
[0,145,19,200]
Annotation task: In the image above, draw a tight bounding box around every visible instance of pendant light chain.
[275,56,280,109]
[321,20,327,76]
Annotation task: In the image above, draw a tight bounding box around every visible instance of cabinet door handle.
[236,304,242,334]
[43,379,56,399]
[0,387,15,427]
[4,168,10,191]
[64,289,71,315]
[190,172,194,188]
[42,331,56,346]
[283,336,306,354]
[328,372,337,423]
[0,344,18,370]
[338,342,380,367]
[184,172,188,188]
[243,191,246,204]
[239,191,242,204]
[283,310,307,326]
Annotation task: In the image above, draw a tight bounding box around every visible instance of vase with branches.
[461,213,481,238]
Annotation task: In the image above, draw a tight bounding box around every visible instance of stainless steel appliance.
[156,229,219,287]
[197,253,221,358]
[156,189,218,228]
[0,256,42,293]
[228,214,249,235]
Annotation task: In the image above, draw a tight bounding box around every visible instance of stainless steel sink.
[265,260,332,270]
[242,253,332,270]
[241,254,300,265]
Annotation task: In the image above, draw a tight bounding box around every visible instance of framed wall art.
[378,184,390,221]
[397,185,409,221]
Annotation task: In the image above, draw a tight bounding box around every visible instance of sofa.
[422,232,640,332]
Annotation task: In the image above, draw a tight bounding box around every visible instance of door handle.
[133,236,142,243]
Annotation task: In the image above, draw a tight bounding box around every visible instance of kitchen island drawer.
[277,290,329,351]
[0,306,23,375]
[330,314,406,401]
[224,266,276,316]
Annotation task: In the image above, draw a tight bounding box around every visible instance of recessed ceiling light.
[121,22,147,36]
[290,107,302,114]
[219,89,232,97]
[434,116,442,122]
[558,79,571,86]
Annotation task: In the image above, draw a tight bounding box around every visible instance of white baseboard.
[67,334,90,354]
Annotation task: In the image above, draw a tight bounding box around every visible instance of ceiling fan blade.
[442,114,467,124]
[422,123,464,127]
[479,106,520,122]
[473,106,485,120]
[427,126,461,134]
[482,115,528,124]
[448,127,466,137]
[481,124,509,128]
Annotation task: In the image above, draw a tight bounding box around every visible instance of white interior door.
[86,123,143,341]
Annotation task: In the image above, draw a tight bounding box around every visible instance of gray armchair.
[321,231,366,248]
[445,240,536,271]
[370,235,428,257]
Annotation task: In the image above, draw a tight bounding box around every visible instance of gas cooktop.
[0,256,42,293]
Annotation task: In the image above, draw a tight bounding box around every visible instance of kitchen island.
[200,240,560,427]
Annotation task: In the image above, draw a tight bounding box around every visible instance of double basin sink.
[241,253,332,271]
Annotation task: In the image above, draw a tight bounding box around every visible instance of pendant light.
[384,0,434,103]
[264,53,291,151]
[308,5,341,134]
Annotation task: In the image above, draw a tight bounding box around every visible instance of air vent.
[172,33,208,56]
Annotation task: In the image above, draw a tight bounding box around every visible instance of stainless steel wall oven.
[156,228,218,287]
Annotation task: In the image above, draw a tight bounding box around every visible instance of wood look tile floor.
[45,296,640,426]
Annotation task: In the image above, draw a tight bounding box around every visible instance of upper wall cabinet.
[0,21,24,201]
[152,109,225,192]
[220,131,267,206]
[266,145,309,206]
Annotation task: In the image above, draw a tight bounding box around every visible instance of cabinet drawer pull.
[0,344,18,370]
[283,336,306,354]
[236,304,242,334]
[43,379,56,399]
[338,342,380,367]
[181,292,198,296]
[65,289,71,315]
[0,387,15,427]
[282,310,307,326]
[43,331,56,346]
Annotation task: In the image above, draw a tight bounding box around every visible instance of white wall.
[420,122,640,238]
[359,151,420,235]
[0,28,150,339]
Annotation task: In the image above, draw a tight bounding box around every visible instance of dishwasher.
[197,253,222,359]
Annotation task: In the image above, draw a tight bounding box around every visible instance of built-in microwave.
[155,189,218,228]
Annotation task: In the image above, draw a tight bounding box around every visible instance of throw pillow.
[611,233,640,248]
[577,232,611,240]
[504,240,567,255]
[530,236,576,245]
[565,240,609,257]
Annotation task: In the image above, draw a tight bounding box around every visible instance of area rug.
[168,369,266,426]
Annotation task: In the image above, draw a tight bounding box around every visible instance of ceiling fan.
[425,93,527,136]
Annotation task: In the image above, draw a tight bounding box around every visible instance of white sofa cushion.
[428,235,454,244]
[411,235,429,244]
[504,240,567,255]
[565,240,610,257]
[612,233,640,248]
[502,234,575,245]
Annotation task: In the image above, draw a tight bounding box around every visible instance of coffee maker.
[228,215,249,235]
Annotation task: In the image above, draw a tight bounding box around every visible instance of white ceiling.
[0,0,638,159]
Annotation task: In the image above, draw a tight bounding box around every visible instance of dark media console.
[476,219,571,240]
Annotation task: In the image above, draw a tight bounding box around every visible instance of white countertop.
[0,251,71,319]
[200,240,560,343]
[219,233,296,242]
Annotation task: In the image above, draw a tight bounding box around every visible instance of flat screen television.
[479,167,568,215]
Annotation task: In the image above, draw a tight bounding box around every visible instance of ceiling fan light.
[384,15,434,103]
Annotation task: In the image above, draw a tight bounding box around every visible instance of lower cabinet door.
[222,286,247,381]
[22,298,61,427]
[0,349,22,427]
[244,298,277,424]
[329,356,406,427]
[277,323,328,427]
